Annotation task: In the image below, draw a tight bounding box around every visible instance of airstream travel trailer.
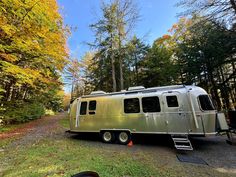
[68,85,229,150]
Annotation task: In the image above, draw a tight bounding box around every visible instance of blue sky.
[57,0,182,59]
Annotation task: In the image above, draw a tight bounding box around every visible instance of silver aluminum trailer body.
[69,85,227,137]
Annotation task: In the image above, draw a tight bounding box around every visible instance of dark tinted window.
[198,95,215,110]
[89,100,96,110]
[166,96,179,107]
[80,102,87,115]
[142,96,161,112]
[124,98,140,113]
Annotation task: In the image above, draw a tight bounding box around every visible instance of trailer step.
[171,135,193,151]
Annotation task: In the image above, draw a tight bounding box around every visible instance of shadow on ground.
[68,132,177,148]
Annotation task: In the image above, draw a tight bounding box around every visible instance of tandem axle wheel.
[100,130,131,145]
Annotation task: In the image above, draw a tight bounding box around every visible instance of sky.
[57,0,182,60]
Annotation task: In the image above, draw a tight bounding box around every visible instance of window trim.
[80,101,87,115]
[123,97,141,114]
[197,94,215,112]
[141,96,161,113]
[88,100,97,115]
[166,95,179,108]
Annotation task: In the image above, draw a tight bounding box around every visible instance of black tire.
[101,131,114,143]
[117,131,131,145]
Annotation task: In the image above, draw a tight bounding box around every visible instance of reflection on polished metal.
[69,85,229,150]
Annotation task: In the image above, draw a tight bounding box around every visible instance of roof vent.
[90,91,106,95]
[128,86,145,91]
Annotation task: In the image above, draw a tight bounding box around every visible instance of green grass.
[0,124,22,133]
[0,137,18,149]
[0,116,173,177]
[1,115,230,177]
[59,116,70,129]
[1,137,172,177]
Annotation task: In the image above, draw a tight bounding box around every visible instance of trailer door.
[141,96,167,133]
[162,92,189,134]
[75,101,87,128]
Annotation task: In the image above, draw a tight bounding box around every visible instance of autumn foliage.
[0,0,69,124]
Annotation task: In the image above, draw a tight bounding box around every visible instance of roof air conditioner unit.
[128,86,145,91]
[90,91,106,95]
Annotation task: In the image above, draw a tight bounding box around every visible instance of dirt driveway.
[1,113,236,177]
[0,113,65,146]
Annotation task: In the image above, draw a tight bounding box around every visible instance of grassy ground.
[59,116,70,129]
[1,138,172,177]
[0,137,18,149]
[0,124,23,133]
[1,114,235,177]
[0,117,172,177]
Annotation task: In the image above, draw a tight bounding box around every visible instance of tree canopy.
[0,0,69,124]
[1,0,235,125]
[72,0,235,111]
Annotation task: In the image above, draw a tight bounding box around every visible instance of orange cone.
[127,140,133,147]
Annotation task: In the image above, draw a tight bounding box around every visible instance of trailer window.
[124,98,140,113]
[88,100,96,115]
[80,102,87,115]
[166,96,179,107]
[142,96,161,112]
[198,95,215,110]
[89,100,96,110]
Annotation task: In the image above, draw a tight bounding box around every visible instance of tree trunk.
[111,34,117,92]
[118,37,124,90]
[71,77,75,102]
[117,15,124,91]
[209,70,222,110]
[232,62,236,105]
[219,66,232,110]
[7,85,14,102]
[135,53,139,85]
[119,58,124,90]
[22,88,27,100]
[111,55,117,92]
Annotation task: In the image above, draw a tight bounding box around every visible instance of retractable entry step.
[171,134,193,151]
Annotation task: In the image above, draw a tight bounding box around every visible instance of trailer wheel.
[101,131,114,143]
[118,131,131,145]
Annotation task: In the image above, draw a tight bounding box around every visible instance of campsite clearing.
[0,113,235,177]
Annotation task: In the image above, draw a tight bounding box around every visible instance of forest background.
[0,0,235,125]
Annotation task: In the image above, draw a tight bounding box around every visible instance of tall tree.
[90,0,139,91]
[115,0,139,90]
[64,58,83,101]
[81,52,96,95]
[177,0,236,110]
[90,2,117,91]
[0,0,69,101]
[173,17,236,110]
[178,0,236,27]
[124,36,150,86]
[0,0,69,123]
[141,35,179,87]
